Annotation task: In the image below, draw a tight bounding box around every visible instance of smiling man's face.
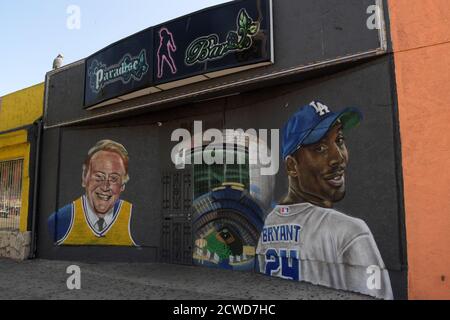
[83,150,126,216]
[287,123,348,208]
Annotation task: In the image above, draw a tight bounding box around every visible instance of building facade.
[0,83,44,260]
[31,0,449,300]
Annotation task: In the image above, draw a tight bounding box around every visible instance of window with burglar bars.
[0,159,24,231]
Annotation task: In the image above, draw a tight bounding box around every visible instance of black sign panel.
[154,0,273,85]
[84,29,154,107]
[83,0,272,107]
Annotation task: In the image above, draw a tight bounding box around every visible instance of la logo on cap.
[310,101,330,116]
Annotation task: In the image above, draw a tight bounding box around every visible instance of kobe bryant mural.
[256,101,393,300]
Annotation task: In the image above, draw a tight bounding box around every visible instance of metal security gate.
[160,170,193,265]
[0,159,24,231]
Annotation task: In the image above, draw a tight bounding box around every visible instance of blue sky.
[0,0,229,96]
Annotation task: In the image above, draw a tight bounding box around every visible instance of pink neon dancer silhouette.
[157,27,177,78]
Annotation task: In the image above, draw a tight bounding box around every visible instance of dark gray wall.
[37,55,407,298]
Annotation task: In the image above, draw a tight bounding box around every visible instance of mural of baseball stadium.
[34,0,450,300]
[177,135,274,271]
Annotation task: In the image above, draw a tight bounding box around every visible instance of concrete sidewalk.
[0,259,373,300]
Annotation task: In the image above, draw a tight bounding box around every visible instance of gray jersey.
[256,202,393,300]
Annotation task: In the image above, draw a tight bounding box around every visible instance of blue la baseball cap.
[281,101,363,159]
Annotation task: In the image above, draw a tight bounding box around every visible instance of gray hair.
[82,140,130,184]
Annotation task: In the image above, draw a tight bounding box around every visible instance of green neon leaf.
[249,24,258,35]
[239,10,249,29]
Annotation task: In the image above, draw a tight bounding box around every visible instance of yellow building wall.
[0,130,30,232]
[0,83,44,132]
[0,84,43,233]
